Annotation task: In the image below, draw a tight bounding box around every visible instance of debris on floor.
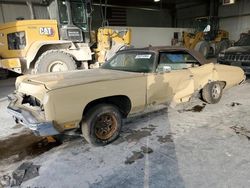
[0,175,11,187]
[125,151,144,165]
[125,146,154,164]
[11,162,41,186]
[0,162,41,187]
[157,134,173,143]
[231,125,250,140]
[0,131,62,163]
[230,102,242,107]
[178,103,206,113]
[141,146,153,154]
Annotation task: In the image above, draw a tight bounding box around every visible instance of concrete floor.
[0,78,15,99]
[1,74,250,188]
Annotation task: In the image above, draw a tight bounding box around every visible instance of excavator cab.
[183,16,229,58]
[194,16,219,41]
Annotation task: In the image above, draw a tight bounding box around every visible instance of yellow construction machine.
[95,27,131,64]
[0,0,131,74]
[183,16,230,58]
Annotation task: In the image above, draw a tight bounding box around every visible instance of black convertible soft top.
[120,46,212,65]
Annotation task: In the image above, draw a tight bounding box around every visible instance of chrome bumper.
[7,94,60,136]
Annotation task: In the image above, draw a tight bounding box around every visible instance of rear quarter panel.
[214,64,245,89]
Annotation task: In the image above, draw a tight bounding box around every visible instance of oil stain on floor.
[157,134,173,143]
[178,103,206,113]
[0,130,62,163]
[125,146,154,165]
[113,124,156,145]
[231,125,250,140]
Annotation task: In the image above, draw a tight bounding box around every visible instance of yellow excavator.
[183,16,230,58]
[0,0,131,75]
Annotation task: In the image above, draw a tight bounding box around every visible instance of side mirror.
[162,65,172,73]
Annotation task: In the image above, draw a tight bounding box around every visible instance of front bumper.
[7,94,60,136]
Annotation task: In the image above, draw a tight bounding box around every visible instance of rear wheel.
[81,104,122,146]
[195,41,210,58]
[34,50,77,73]
[217,40,230,55]
[202,82,223,104]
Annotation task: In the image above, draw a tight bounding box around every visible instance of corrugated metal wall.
[0,2,49,24]
[219,0,250,41]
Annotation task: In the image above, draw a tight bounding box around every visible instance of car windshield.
[234,34,250,46]
[101,52,155,73]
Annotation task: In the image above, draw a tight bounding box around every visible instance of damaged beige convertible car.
[8,47,245,145]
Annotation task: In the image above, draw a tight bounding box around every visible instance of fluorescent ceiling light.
[154,0,160,2]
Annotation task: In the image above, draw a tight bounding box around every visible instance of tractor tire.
[34,50,77,74]
[202,82,223,104]
[217,40,230,55]
[195,41,210,58]
[81,104,122,146]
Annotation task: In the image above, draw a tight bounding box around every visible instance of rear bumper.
[7,94,60,136]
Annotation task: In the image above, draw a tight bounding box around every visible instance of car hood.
[25,68,144,90]
[224,46,250,54]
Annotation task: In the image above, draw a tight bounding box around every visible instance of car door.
[146,51,195,106]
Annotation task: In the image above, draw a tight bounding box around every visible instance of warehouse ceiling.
[1,0,211,10]
[92,0,210,10]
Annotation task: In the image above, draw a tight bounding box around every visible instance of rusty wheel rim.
[94,113,118,140]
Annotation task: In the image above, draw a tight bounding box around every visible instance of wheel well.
[29,43,72,69]
[215,80,227,89]
[202,80,226,89]
[83,95,132,118]
[200,81,226,94]
[219,81,226,89]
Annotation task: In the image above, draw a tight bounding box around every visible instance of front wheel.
[34,50,77,73]
[202,82,223,104]
[81,104,122,146]
[217,40,230,55]
[195,41,210,58]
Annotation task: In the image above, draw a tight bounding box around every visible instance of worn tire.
[34,50,77,73]
[217,40,230,55]
[202,82,223,104]
[81,104,122,146]
[195,41,210,58]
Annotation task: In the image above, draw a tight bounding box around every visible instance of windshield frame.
[71,0,88,26]
[101,50,157,73]
[58,0,88,30]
